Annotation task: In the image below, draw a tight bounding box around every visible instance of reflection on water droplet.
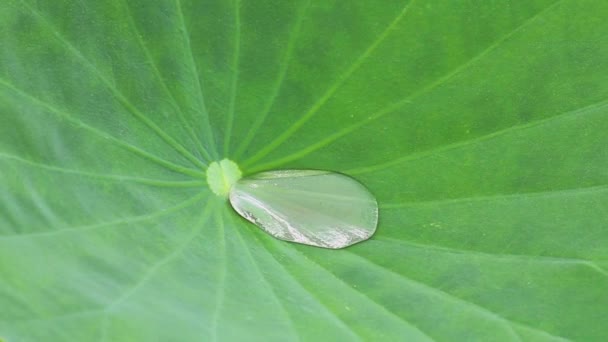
[229,170,378,249]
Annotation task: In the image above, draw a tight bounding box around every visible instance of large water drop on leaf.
[229,170,378,249]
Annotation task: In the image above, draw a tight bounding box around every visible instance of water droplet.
[229,170,378,249]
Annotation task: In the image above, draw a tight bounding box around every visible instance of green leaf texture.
[1,0,607,341]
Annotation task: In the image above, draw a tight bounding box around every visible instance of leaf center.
[206,159,242,197]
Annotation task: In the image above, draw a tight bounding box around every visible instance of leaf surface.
[1,0,607,341]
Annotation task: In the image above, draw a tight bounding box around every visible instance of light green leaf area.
[1,0,607,341]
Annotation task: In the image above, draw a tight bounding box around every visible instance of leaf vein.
[223,0,241,156]
[243,0,418,167]
[233,1,310,159]
[174,0,219,159]
[0,152,205,187]
[348,98,608,175]
[121,0,212,162]
[0,78,204,178]
[99,199,214,341]
[246,0,567,172]
[375,237,608,279]
[18,0,207,169]
[253,234,363,341]
[210,211,227,342]
[0,193,207,240]
[381,184,608,208]
[290,247,436,341]
[230,214,301,342]
[348,251,572,342]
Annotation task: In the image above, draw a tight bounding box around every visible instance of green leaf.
[1,0,607,341]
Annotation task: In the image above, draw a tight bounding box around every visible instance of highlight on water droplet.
[229,170,378,249]
[206,159,242,197]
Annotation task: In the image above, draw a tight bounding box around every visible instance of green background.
[1,0,607,340]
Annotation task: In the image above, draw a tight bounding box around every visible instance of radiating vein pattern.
[222,0,241,156]
[1,0,607,341]
[242,0,418,166]
[233,1,310,159]
[174,0,220,158]
[16,0,208,170]
[243,0,571,172]
[121,0,213,162]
